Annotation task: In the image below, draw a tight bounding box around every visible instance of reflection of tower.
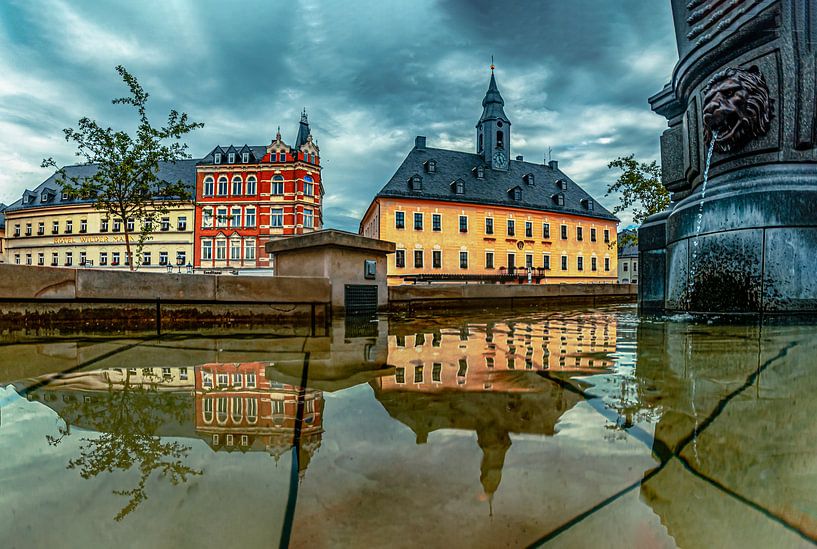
[477,428,511,514]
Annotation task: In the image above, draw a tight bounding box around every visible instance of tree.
[605,155,670,248]
[43,65,203,270]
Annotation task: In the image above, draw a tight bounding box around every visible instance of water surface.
[1,306,815,547]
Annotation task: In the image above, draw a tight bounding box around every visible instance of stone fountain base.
[639,164,817,315]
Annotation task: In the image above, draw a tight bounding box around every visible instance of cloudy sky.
[0,0,677,231]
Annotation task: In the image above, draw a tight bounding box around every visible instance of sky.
[0,0,678,231]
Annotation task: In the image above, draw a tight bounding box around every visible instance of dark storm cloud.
[0,0,677,230]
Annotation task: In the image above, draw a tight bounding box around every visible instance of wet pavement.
[1,306,815,547]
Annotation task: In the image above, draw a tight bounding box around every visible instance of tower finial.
[490,55,495,72]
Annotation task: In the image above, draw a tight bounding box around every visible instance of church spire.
[476,63,511,170]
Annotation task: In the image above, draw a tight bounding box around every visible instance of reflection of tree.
[45,372,201,521]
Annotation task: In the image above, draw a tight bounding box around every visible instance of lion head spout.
[702,65,773,153]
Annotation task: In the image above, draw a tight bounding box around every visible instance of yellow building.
[3,161,196,269]
[360,69,618,284]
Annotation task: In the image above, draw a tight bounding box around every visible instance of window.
[395,367,405,384]
[216,239,226,260]
[177,216,187,231]
[13,224,20,237]
[202,208,213,228]
[246,398,258,423]
[432,250,442,269]
[414,212,423,230]
[25,253,31,265]
[459,215,468,233]
[52,221,59,234]
[36,222,44,235]
[591,257,597,271]
[634,261,638,271]
[25,223,32,236]
[271,208,283,228]
[414,250,424,268]
[101,218,109,232]
[623,263,629,272]
[230,239,241,261]
[217,397,228,423]
[144,218,153,231]
[65,251,73,266]
[216,208,227,228]
[414,365,423,383]
[507,253,516,270]
[432,363,442,382]
[459,251,468,269]
[78,219,87,233]
[486,251,494,269]
[51,252,59,266]
[112,252,120,265]
[37,252,44,266]
[577,226,583,241]
[159,251,168,266]
[543,254,551,270]
[483,217,493,235]
[395,211,405,229]
[432,213,441,231]
[203,177,214,196]
[127,218,135,231]
[303,208,314,228]
[246,373,256,387]
[246,176,257,195]
[604,229,610,243]
[203,399,214,423]
[245,208,256,228]
[160,217,170,231]
[454,180,464,194]
[561,224,568,240]
[228,152,235,163]
[230,207,241,228]
[113,219,121,232]
[577,256,584,271]
[65,220,73,234]
[496,130,504,148]
[525,254,534,269]
[232,176,242,195]
[277,152,286,163]
[605,257,611,271]
[272,176,284,195]
[554,193,565,206]
[244,239,255,260]
[202,240,213,260]
[507,219,515,236]
[242,152,249,163]
[99,252,108,265]
[142,252,151,266]
[525,221,533,238]
[177,251,186,265]
[303,176,314,196]
[217,177,228,196]
[561,255,568,271]
[512,188,522,201]
[590,228,597,242]
[214,152,222,164]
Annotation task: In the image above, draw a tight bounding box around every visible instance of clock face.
[493,151,507,167]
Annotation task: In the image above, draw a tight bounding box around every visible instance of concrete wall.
[389,282,637,311]
[0,264,330,303]
[274,246,388,312]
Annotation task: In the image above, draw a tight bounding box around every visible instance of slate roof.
[371,145,618,222]
[198,145,268,165]
[619,245,639,258]
[5,159,199,213]
[0,203,6,230]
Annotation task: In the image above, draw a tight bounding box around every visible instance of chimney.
[515,155,524,161]
[415,136,426,149]
[548,160,559,170]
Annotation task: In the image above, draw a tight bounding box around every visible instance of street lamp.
[186,262,193,274]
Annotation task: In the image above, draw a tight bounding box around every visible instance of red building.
[194,110,323,269]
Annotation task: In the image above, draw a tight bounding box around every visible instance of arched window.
[203,177,214,196]
[246,397,258,424]
[272,175,284,195]
[217,176,228,195]
[496,130,504,149]
[246,175,257,195]
[303,175,314,196]
[216,397,228,424]
[231,176,242,195]
[203,398,214,423]
[231,396,242,423]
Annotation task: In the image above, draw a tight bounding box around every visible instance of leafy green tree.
[43,65,203,270]
[605,155,670,248]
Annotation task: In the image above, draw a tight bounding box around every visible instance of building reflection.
[373,312,618,510]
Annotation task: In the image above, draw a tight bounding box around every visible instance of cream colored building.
[3,161,196,270]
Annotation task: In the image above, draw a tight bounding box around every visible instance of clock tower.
[476,65,511,171]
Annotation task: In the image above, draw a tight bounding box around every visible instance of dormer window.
[451,179,465,195]
[475,166,485,179]
[556,179,568,190]
[61,192,69,201]
[27,194,35,204]
[424,160,437,173]
[553,193,565,206]
[242,152,249,163]
[41,192,48,203]
[523,173,535,185]
[214,153,222,164]
[583,198,594,211]
[228,153,235,163]
[509,186,522,201]
[409,174,423,191]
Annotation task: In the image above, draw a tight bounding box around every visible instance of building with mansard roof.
[360,68,619,284]
[194,110,323,270]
